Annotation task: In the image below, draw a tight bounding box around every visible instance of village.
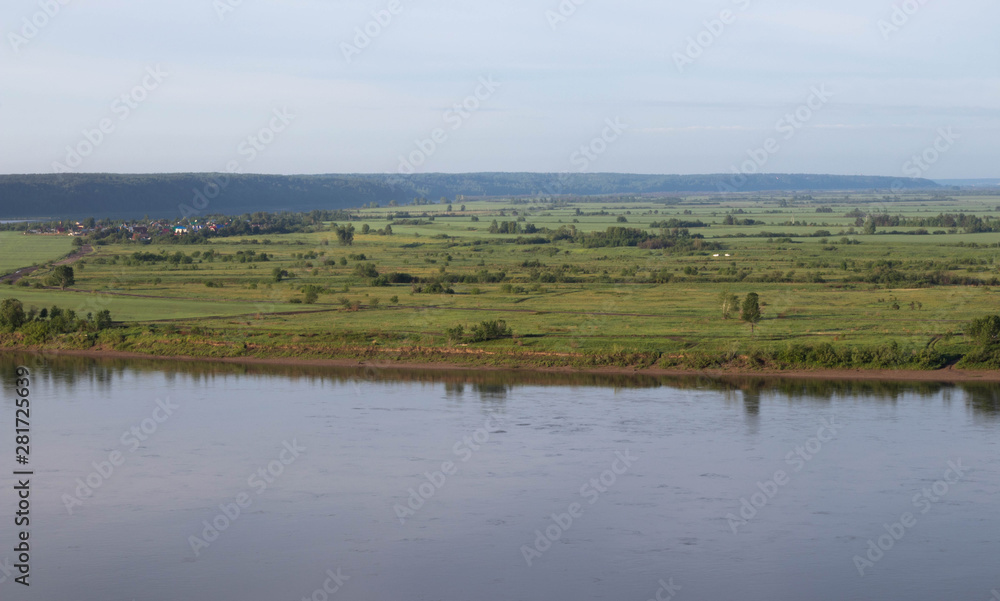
[21,219,230,241]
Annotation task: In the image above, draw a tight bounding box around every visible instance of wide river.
[1,354,998,601]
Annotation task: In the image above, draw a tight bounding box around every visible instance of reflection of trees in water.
[2,352,1000,419]
[963,384,1000,419]
[444,382,465,399]
[473,383,510,403]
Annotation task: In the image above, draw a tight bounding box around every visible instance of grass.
[0,232,74,275]
[3,191,1000,370]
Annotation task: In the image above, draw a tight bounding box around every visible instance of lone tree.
[741,292,762,333]
[49,265,75,289]
[335,224,355,246]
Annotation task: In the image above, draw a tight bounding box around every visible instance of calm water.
[1,355,999,601]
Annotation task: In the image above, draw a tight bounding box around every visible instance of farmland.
[0,231,74,275]
[3,190,1000,372]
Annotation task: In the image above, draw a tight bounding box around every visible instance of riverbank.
[7,346,1000,383]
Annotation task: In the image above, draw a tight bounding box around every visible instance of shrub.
[966,315,1000,346]
[469,320,513,342]
[353,263,379,278]
[445,325,465,342]
[0,298,26,331]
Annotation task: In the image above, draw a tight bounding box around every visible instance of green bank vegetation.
[3,190,1000,372]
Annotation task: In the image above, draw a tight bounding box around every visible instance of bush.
[445,325,465,342]
[469,320,513,342]
[966,315,1000,346]
[353,263,379,278]
[95,310,113,330]
[0,298,26,331]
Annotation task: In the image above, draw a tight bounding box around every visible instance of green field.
[0,232,74,275]
[3,191,1000,370]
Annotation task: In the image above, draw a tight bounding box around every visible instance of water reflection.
[2,351,999,601]
[3,351,999,420]
[964,383,1000,419]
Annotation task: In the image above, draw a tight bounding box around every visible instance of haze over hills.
[935,179,1000,188]
[0,172,943,220]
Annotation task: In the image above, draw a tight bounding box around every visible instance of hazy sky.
[1,0,997,178]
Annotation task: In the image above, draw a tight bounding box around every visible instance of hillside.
[0,172,940,219]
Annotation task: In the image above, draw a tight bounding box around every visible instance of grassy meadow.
[3,191,1000,370]
[0,231,74,274]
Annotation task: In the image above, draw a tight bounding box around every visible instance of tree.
[335,224,355,246]
[303,288,319,304]
[741,292,762,333]
[0,298,26,331]
[95,309,113,330]
[49,265,75,289]
[863,217,877,235]
[719,291,740,320]
[966,315,1000,346]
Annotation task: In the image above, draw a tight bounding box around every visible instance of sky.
[1,0,997,178]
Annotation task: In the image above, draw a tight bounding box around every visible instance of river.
[1,354,998,600]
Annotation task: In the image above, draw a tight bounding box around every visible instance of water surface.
[1,355,998,600]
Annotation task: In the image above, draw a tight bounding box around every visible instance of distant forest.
[0,173,940,219]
